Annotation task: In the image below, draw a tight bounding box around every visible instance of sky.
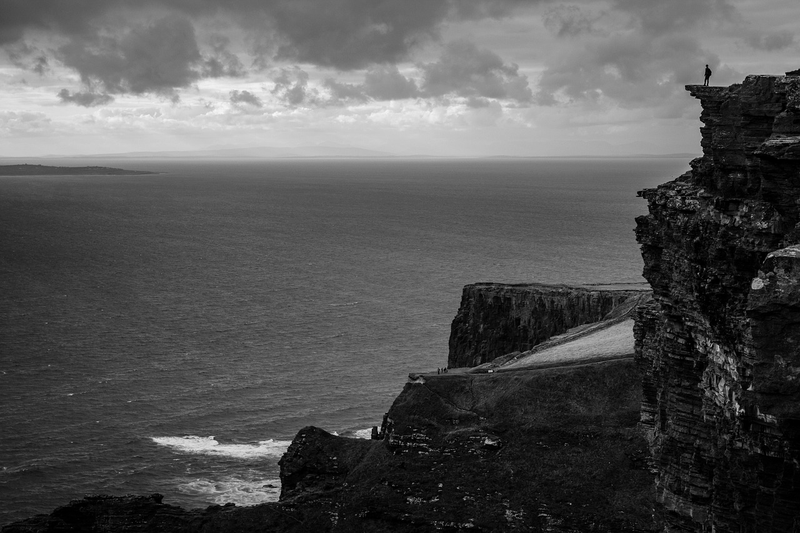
[0,0,798,158]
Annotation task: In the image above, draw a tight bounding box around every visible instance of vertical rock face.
[448,283,648,368]
[635,75,800,532]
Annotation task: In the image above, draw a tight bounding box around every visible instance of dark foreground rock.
[448,282,649,368]
[4,359,661,532]
[636,75,800,531]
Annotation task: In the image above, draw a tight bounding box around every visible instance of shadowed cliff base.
[3,283,662,532]
[3,358,662,533]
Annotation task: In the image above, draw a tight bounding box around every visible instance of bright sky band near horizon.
[1,0,798,158]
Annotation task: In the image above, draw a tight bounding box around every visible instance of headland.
[0,164,158,176]
[6,71,800,532]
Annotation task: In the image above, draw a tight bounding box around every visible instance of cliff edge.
[449,282,649,368]
[3,287,661,532]
[636,74,800,532]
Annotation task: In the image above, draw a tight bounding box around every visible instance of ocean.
[0,158,689,524]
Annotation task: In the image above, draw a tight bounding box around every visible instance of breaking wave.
[152,436,291,459]
[177,475,281,506]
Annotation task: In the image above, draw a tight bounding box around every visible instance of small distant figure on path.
[437,368,441,374]
[704,64,712,86]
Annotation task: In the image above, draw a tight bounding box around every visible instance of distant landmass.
[0,164,158,176]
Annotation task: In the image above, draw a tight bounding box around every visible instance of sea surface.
[0,157,689,524]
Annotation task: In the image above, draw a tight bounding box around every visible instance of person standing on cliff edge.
[704,64,712,86]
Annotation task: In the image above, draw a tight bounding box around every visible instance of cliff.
[11,73,800,533]
[4,359,660,533]
[4,282,660,532]
[635,74,800,531]
[449,282,649,368]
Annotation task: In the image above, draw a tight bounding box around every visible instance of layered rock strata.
[635,75,800,532]
[449,282,649,368]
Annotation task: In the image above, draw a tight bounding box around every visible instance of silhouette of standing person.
[704,64,712,86]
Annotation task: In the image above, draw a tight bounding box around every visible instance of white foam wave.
[328,301,359,307]
[352,428,374,440]
[177,476,281,506]
[152,436,291,459]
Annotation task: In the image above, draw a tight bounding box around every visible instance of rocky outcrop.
[635,74,800,532]
[449,282,649,368]
[0,494,309,532]
[278,358,661,532]
[4,358,661,533]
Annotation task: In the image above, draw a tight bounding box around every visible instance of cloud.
[536,32,713,109]
[229,89,262,107]
[419,40,532,103]
[0,110,52,135]
[533,0,744,113]
[324,79,368,103]
[268,0,448,69]
[448,0,533,20]
[53,14,251,104]
[202,35,246,78]
[322,44,532,106]
[611,0,737,35]
[325,65,419,102]
[0,0,546,73]
[57,89,114,107]
[745,29,794,51]
[543,5,599,37]
[271,66,319,106]
[5,41,49,74]
[57,15,202,100]
[364,65,419,100]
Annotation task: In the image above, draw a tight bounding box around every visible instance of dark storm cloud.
[364,65,419,100]
[57,15,202,100]
[322,43,532,106]
[535,0,740,112]
[202,35,246,78]
[0,0,541,74]
[5,41,49,74]
[229,89,262,107]
[326,65,420,102]
[267,0,449,70]
[57,89,114,107]
[419,40,532,103]
[271,67,319,106]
